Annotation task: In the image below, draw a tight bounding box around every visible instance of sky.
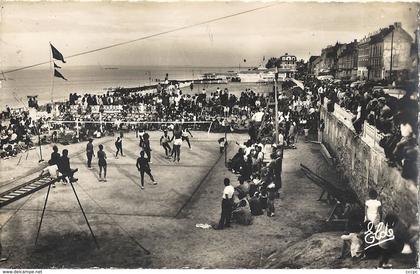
[0,2,418,69]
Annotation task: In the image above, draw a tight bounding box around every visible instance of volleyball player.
[97,144,107,182]
[136,151,157,189]
[181,125,193,150]
[138,125,146,148]
[142,132,152,163]
[115,136,123,158]
[160,130,172,158]
[171,124,183,162]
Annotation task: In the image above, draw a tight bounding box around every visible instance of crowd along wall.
[320,105,418,227]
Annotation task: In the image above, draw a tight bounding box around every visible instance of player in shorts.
[97,144,107,182]
[136,151,157,189]
[160,130,172,158]
[142,133,152,163]
[181,125,193,150]
[171,124,183,162]
[138,127,146,148]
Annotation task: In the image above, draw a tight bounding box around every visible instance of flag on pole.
[54,69,67,81]
[50,43,66,63]
[53,62,61,69]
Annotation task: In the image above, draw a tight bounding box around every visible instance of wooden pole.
[76,118,80,140]
[274,68,279,145]
[224,123,227,167]
[35,184,51,245]
[69,181,99,249]
[389,28,394,82]
[49,42,55,116]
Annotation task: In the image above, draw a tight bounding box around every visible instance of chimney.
[394,22,402,28]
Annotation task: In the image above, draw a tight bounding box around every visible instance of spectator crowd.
[301,75,418,181]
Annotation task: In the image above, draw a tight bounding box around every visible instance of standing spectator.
[267,183,276,217]
[318,119,325,143]
[268,150,283,192]
[278,129,285,147]
[215,178,234,230]
[86,138,94,169]
[218,137,226,154]
[365,189,382,227]
[97,144,107,182]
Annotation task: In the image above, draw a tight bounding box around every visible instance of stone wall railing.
[362,122,385,153]
[324,99,384,153]
[320,105,417,227]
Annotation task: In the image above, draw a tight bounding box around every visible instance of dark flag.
[54,69,67,81]
[50,43,66,63]
[53,62,61,69]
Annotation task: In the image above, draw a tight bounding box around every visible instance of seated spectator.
[338,231,363,259]
[228,148,245,174]
[249,192,263,216]
[393,121,418,180]
[259,188,268,210]
[249,176,260,197]
[236,176,250,198]
[58,149,77,184]
[377,213,406,268]
[232,199,252,225]
[361,221,381,259]
[40,162,61,188]
[48,145,61,166]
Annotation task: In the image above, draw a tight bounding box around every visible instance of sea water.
[0,65,239,108]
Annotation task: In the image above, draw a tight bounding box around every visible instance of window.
[393,56,399,67]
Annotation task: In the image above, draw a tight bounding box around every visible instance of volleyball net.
[44,119,232,136]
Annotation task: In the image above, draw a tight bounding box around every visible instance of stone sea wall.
[320,105,418,227]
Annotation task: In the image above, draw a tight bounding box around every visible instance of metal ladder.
[0,175,55,208]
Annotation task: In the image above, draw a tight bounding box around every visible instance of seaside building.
[337,40,358,81]
[202,72,237,82]
[307,56,320,75]
[277,53,297,78]
[368,22,413,81]
[319,42,344,77]
[357,36,371,80]
[312,56,323,76]
[237,69,277,82]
